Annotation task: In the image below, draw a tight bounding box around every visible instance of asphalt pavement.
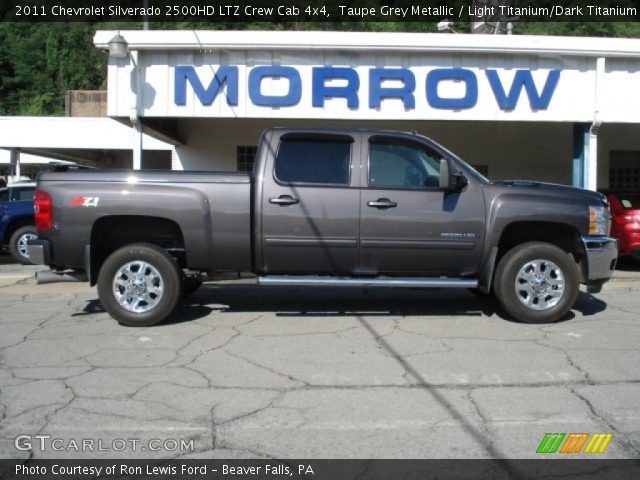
[0,254,639,459]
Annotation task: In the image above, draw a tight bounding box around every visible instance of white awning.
[0,117,173,151]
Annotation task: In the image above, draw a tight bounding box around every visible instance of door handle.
[269,195,299,206]
[367,198,397,209]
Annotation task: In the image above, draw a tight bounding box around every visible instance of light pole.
[107,33,143,170]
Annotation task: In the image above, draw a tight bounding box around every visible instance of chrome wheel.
[515,259,565,311]
[17,233,37,259]
[112,261,164,313]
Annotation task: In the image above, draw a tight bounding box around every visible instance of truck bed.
[36,169,253,272]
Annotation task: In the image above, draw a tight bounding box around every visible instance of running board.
[258,276,477,288]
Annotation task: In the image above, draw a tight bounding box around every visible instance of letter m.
[487,69,560,110]
[175,65,238,106]
[536,433,566,453]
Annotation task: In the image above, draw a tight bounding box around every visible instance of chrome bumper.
[581,236,617,283]
[26,239,50,265]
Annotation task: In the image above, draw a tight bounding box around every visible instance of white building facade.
[94,30,640,190]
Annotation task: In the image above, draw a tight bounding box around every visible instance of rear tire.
[97,243,182,326]
[9,225,38,265]
[494,242,579,324]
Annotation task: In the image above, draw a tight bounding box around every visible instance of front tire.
[9,225,38,265]
[97,244,182,326]
[494,242,579,324]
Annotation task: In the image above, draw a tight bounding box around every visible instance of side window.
[14,188,35,201]
[369,138,442,189]
[0,189,8,202]
[275,136,352,185]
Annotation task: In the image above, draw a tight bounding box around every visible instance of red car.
[603,191,640,259]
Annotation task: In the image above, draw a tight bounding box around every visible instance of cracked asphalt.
[0,256,639,460]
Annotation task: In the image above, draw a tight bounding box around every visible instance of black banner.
[2,0,640,23]
[2,460,640,480]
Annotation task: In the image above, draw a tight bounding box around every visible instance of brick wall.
[65,90,108,117]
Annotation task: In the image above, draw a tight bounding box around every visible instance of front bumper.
[26,239,50,265]
[581,236,617,291]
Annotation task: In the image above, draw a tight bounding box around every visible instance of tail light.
[616,213,640,224]
[34,190,53,231]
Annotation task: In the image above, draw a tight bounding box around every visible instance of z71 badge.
[68,196,100,207]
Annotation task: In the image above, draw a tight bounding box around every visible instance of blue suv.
[0,182,37,264]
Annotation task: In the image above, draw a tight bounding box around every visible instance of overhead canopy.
[93,30,640,58]
[0,117,173,151]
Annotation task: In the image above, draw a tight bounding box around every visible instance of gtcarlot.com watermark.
[15,434,194,452]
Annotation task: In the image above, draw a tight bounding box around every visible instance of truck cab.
[255,129,486,277]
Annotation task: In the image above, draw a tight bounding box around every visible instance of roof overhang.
[94,30,640,58]
[0,117,173,151]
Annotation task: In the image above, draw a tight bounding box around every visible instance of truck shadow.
[73,299,215,325]
[77,286,607,324]
[172,285,607,324]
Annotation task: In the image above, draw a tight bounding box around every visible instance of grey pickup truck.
[29,128,617,326]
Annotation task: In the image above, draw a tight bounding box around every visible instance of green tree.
[0,22,106,115]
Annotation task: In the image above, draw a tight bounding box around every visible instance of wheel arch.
[481,221,586,292]
[3,215,35,245]
[89,215,185,286]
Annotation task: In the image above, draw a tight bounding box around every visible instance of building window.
[237,146,257,173]
[609,151,640,191]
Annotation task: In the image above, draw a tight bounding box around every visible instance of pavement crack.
[224,350,308,387]
[570,387,640,457]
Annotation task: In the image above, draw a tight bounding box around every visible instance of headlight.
[589,206,611,236]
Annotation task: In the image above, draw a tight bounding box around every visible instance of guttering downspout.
[129,49,143,170]
[586,57,605,191]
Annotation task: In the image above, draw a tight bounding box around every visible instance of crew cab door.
[359,134,485,276]
[259,131,361,274]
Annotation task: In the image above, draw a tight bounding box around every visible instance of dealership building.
[4,30,640,191]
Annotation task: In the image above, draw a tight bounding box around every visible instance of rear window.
[0,189,8,202]
[616,194,640,209]
[275,136,352,185]
[13,187,35,201]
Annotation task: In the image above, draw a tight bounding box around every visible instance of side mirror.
[453,172,468,191]
[439,158,468,192]
[439,159,450,190]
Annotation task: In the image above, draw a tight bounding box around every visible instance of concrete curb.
[0,273,37,288]
[611,274,640,282]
